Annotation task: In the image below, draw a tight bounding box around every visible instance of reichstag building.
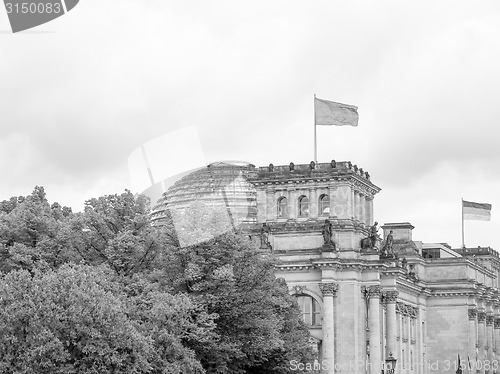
[150,160,500,374]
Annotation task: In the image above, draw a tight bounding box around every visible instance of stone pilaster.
[310,188,318,218]
[350,187,355,220]
[329,186,337,218]
[266,186,276,220]
[368,286,382,374]
[366,196,373,226]
[320,282,338,374]
[289,188,297,219]
[359,194,366,225]
[354,191,361,222]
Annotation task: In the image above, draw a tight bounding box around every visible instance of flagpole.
[462,198,465,248]
[314,94,317,163]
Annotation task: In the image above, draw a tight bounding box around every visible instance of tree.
[69,190,170,276]
[156,202,317,373]
[0,186,75,273]
[0,264,215,374]
[0,188,317,373]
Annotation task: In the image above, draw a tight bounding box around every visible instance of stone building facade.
[152,160,500,374]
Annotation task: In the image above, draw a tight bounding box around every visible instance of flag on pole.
[456,354,463,374]
[455,355,462,374]
[314,97,359,127]
[467,355,472,374]
[463,200,492,221]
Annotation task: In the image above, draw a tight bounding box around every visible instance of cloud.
[0,0,499,248]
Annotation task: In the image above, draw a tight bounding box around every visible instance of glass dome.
[151,161,257,225]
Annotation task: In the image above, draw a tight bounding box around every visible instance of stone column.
[385,291,399,361]
[416,307,424,374]
[469,309,478,374]
[487,314,494,372]
[494,317,500,370]
[479,312,486,374]
[369,286,382,374]
[320,283,338,374]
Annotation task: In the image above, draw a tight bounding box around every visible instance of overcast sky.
[1,0,499,250]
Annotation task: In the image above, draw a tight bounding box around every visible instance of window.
[319,194,330,216]
[298,195,309,217]
[296,295,322,326]
[277,197,287,218]
[422,248,440,259]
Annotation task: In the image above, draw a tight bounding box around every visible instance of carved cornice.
[276,264,315,271]
[468,308,478,320]
[396,302,418,318]
[431,291,476,298]
[383,291,399,304]
[478,312,487,323]
[351,178,380,197]
[319,283,339,297]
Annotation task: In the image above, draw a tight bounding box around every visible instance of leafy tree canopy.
[0,187,317,374]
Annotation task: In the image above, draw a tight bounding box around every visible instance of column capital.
[494,318,500,329]
[319,282,339,297]
[469,308,478,320]
[487,315,495,325]
[478,311,487,323]
[383,290,399,303]
[368,285,382,298]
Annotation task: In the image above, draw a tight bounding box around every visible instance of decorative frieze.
[468,308,478,320]
[319,283,339,297]
[478,312,487,323]
[396,302,419,318]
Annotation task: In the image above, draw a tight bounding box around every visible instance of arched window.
[298,195,309,217]
[296,295,322,326]
[319,194,330,216]
[277,196,287,218]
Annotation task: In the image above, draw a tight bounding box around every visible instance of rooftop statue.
[381,229,395,258]
[361,221,381,251]
[322,219,336,251]
[260,223,272,250]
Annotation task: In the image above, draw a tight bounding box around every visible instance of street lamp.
[385,352,397,374]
